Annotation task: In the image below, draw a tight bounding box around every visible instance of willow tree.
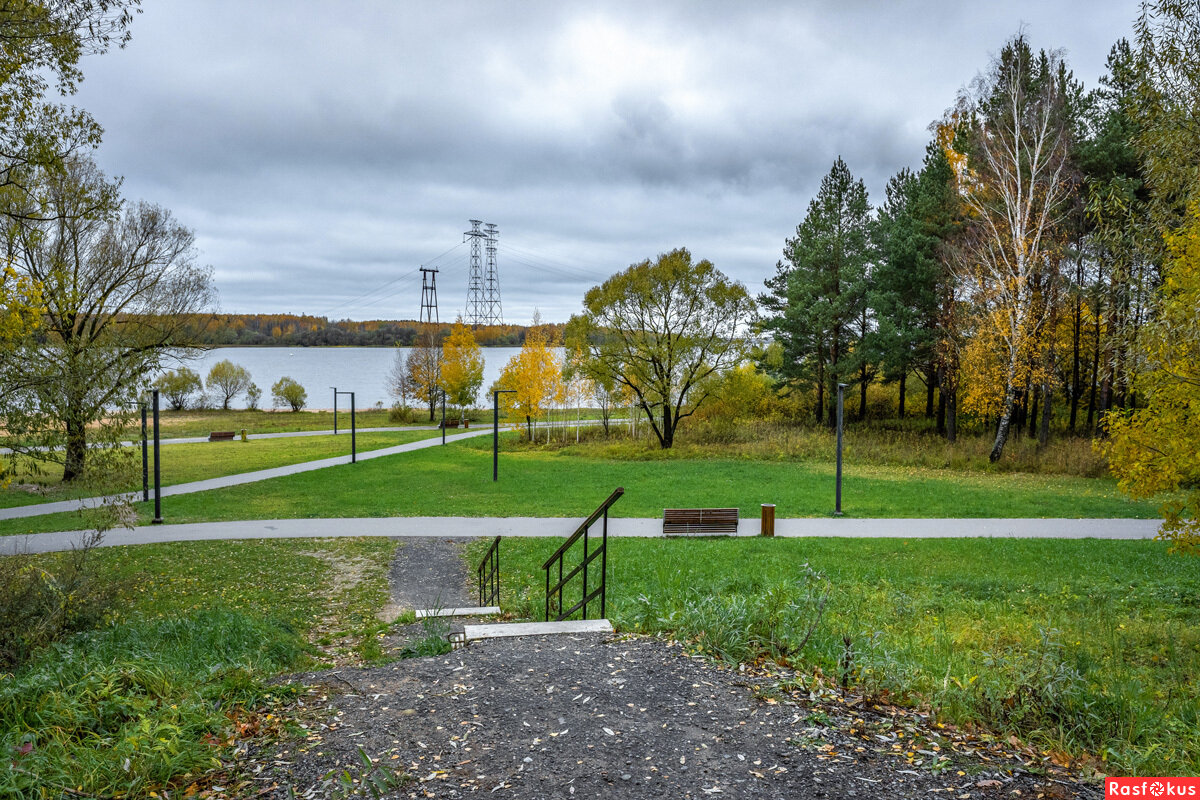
[0,157,215,481]
[566,248,753,449]
[949,35,1076,462]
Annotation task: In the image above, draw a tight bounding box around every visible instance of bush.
[0,532,113,669]
[245,382,262,410]
[152,367,202,411]
[271,376,307,412]
[388,404,416,423]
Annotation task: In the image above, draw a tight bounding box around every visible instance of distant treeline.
[188,314,563,347]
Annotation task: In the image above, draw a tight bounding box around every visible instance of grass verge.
[0,429,441,510]
[0,537,397,797]
[476,535,1200,776]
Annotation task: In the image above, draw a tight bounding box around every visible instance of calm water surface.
[186,346,540,409]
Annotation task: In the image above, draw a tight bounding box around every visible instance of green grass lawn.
[478,535,1200,776]
[150,407,432,437]
[0,434,1159,536]
[2,537,397,797]
[0,429,442,509]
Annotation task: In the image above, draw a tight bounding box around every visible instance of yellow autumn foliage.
[439,320,484,416]
[1102,205,1200,555]
[497,327,563,436]
[0,264,41,349]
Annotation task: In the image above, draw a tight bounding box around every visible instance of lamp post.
[441,390,447,445]
[140,400,149,503]
[334,390,356,462]
[152,389,163,524]
[493,389,516,482]
[835,383,846,517]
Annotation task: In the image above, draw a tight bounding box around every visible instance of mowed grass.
[2,537,397,797]
[0,435,1158,536]
[480,535,1200,776]
[0,429,441,509]
[150,407,431,437]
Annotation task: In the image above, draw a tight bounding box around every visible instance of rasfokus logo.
[1107,778,1200,797]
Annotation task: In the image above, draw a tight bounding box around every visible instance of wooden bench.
[208,431,236,442]
[439,419,460,429]
[663,508,739,536]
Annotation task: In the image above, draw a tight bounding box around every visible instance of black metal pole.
[350,391,356,463]
[835,383,845,516]
[331,387,337,434]
[152,390,163,524]
[441,391,446,445]
[493,390,499,482]
[141,402,149,503]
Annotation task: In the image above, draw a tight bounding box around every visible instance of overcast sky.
[73,1,1137,324]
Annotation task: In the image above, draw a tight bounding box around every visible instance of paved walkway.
[0,516,1161,555]
[1,426,439,453]
[0,427,495,521]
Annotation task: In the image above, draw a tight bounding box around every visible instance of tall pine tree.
[760,157,872,425]
[868,144,959,419]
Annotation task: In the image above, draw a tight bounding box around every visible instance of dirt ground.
[248,632,1101,800]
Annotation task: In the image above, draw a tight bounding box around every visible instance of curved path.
[0,427,494,521]
[0,516,1161,555]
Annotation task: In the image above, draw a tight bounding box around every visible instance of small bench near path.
[663,507,739,536]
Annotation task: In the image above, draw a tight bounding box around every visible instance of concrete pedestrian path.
[117,425,438,447]
[0,515,1161,555]
[0,427,494,521]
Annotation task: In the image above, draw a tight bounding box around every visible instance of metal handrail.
[477,535,500,607]
[544,487,623,622]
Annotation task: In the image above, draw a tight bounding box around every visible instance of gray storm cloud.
[72,0,1135,324]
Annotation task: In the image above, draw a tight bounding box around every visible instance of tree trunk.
[63,417,88,482]
[1069,284,1082,432]
[936,367,947,436]
[925,363,936,418]
[1027,389,1039,439]
[815,375,825,425]
[858,364,867,422]
[428,398,436,422]
[898,372,906,419]
[989,387,1018,462]
[526,414,532,441]
[661,406,674,449]
[946,384,957,443]
[1038,382,1051,446]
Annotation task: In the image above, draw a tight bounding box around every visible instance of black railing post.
[141,402,149,503]
[545,569,550,622]
[331,387,338,434]
[601,508,608,619]
[152,390,162,524]
[582,524,589,620]
[350,391,356,463]
[441,391,446,445]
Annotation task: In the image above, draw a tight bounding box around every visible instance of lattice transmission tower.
[464,220,486,327]
[419,267,439,325]
[483,223,503,325]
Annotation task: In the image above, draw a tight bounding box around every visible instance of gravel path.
[253,633,1100,799]
[385,537,475,613]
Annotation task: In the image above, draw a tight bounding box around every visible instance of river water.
[184,346,538,409]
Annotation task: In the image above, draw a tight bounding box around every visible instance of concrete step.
[415,606,500,619]
[463,619,613,642]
